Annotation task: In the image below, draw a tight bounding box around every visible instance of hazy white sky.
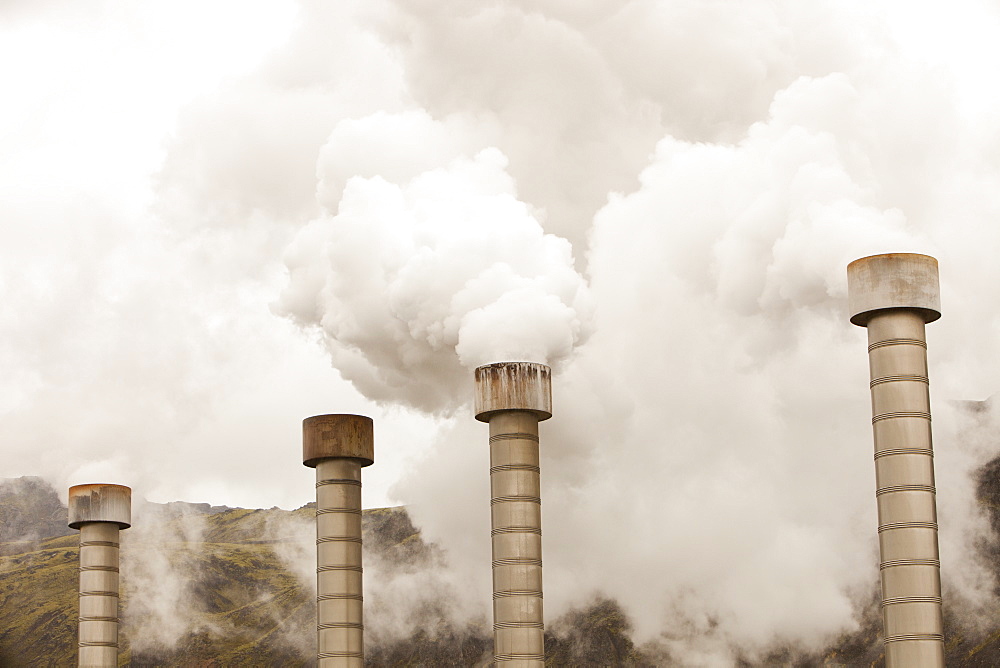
[5,1,1000,661]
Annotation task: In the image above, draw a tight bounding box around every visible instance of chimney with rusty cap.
[848,253,945,667]
[475,362,552,667]
[68,483,131,668]
[303,414,374,667]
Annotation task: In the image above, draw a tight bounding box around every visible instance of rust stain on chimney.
[474,361,552,422]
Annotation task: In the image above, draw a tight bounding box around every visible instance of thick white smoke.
[278,133,593,412]
[6,0,1000,664]
[276,1,1000,663]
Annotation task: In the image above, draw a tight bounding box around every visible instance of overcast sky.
[5,0,1000,661]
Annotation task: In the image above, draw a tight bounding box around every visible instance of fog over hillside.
[4,471,1000,665]
[5,1,1000,664]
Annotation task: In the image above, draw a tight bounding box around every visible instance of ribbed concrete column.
[848,253,945,667]
[68,484,132,668]
[303,414,374,668]
[475,362,552,667]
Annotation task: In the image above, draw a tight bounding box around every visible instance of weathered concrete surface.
[849,253,944,668]
[847,253,941,326]
[475,362,552,422]
[303,414,374,667]
[68,484,131,530]
[303,415,374,468]
[68,483,131,668]
[476,362,552,666]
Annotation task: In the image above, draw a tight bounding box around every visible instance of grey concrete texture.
[77,521,122,667]
[487,406,546,666]
[847,252,941,326]
[312,445,367,666]
[849,253,944,668]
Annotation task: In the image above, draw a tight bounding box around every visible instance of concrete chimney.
[67,483,131,668]
[475,362,552,667]
[303,414,374,667]
[847,253,944,667]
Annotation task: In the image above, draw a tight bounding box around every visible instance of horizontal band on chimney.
[880,558,941,570]
[317,565,363,572]
[79,566,119,573]
[79,541,119,548]
[883,634,944,644]
[316,536,363,544]
[489,432,540,443]
[491,495,541,505]
[876,484,936,495]
[875,448,934,459]
[493,558,542,567]
[316,478,362,488]
[492,526,542,536]
[872,411,932,423]
[79,591,119,598]
[869,338,927,351]
[495,654,546,662]
[870,375,929,387]
[318,622,364,630]
[878,521,938,533]
[317,594,364,601]
[318,652,364,659]
[494,622,545,629]
[494,590,543,599]
[316,507,362,515]
[882,596,943,606]
[79,617,120,623]
[491,464,541,474]
[79,642,118,648]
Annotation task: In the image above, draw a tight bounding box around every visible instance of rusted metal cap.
[68,484,132,530]
[474,362,552,422]
[303,414,374,468]
[847,253,941,326]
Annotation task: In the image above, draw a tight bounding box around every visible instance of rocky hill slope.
[2,471,1000,666]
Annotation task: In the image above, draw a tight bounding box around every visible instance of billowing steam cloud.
[6,0,1000,664]
[277,1,1000,663]
[278,120,593,411]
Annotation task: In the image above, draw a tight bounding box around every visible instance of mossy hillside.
[544,598,646,666]
[0,477,73,545]
[120,542,313,666]
[0,497,447,667]
[6,473,1000,665]
[0,544,78,667]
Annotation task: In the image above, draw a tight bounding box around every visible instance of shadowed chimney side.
[68,483,131,668]
[303,414,374,667]
[848,253,945,667]
[475,362,552,667]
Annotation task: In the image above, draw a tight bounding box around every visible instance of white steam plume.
[278,135,593,413]
[5,0,1000,665]
[122,503,216,653]
[281,3,1000,662]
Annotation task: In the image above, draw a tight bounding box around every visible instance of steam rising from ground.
[6,0,1000,664]
[123,503,214,652]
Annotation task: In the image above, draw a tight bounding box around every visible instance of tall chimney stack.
[68,483,131,668]
[847,253,944,667]
[303,414,374,667]
[475,362,552,667]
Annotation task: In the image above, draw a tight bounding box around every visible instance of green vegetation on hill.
[0,536,79,668]
[0,476,72,549]
[4,470,1000,666]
